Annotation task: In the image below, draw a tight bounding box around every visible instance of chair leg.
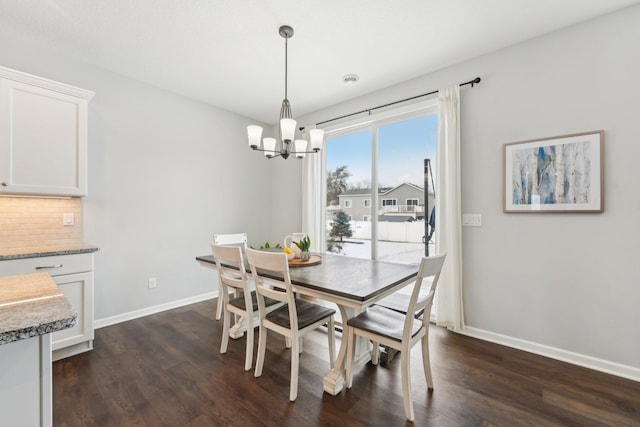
[421,331,434,389]
[215,284,224,320]
[255,325,267,378]
[244,316,254,371]
[371,341,379,365]
[220,307,230,354]
[400,345,414,422]
[345,328,356,388]
[327,316,335,369]
[290,333,300,401]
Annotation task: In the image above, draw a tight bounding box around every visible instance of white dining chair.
[245,248,336,401]
[212,233,248,320]
[345,253,446,422]
[211,244,283,371]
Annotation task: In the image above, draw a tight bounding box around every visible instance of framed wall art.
[503,130,604,213]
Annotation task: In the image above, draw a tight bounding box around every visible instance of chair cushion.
[229,291,280,312]
[266,299,335,330]
[347,305,423,343]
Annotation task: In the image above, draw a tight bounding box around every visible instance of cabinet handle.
[36,264,63,270]
[1,182,6,187]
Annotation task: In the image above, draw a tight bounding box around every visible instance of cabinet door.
[0,77,89,196]
[51,271,94,351]
[0,335,52,427]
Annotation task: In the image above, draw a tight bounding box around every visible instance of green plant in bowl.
[294,235,311,260]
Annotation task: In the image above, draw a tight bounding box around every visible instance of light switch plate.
[63,212,75,226]
[462,213,482,227]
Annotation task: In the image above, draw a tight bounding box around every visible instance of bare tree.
[326,165,351,205]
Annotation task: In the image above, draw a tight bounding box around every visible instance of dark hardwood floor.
[53,300,640,426]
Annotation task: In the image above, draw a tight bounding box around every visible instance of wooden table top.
[196,253,419,302]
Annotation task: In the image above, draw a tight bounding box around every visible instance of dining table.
[196,252,419,396]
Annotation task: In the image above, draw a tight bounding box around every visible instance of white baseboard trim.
[459,326,640,383]
[94,291,217,330]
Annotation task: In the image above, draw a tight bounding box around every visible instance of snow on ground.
[328,238,435,265]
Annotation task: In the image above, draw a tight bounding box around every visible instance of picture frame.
[503,130,604,213]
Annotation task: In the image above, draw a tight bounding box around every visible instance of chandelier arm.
[250,146,282,158]
[289,150,320,154]
[251,145,316,157]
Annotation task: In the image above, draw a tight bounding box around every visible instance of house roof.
[340,182,428,198]
[380,182,424,196]
[339,188,373,196]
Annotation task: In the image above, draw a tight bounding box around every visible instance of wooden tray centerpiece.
[286,235,321,267]
[288,255,322,267]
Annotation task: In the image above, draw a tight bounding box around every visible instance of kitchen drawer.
[0,253,93,277]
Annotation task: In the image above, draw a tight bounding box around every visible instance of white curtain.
[435,86,465,331]
[301,128,324,252]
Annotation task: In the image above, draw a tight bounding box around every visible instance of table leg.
[228,289,250,339]
[323,305,373,395]
[323,305,349,395]
[228,316,248,339]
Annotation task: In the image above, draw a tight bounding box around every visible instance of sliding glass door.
[323,107,437,264]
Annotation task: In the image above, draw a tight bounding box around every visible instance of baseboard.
[459,326,640,383]
[94,291,217,329]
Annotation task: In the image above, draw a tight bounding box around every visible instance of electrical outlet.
[63,212,75,226]
[148,277,157,289]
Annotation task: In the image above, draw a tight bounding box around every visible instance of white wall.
[297,6,640,377]
[0,33,276,320]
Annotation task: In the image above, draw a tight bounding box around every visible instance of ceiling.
[1,0,638,123]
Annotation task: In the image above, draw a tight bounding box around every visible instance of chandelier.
[247,25,323,160]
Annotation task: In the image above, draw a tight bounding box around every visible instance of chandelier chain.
[284,37,288,102]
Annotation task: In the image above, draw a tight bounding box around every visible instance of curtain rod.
[303,76,481,130]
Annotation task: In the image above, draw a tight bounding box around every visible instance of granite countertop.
[0,272,77,345]
[0,242,99,261]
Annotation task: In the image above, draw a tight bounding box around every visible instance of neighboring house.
[336,182,435,222]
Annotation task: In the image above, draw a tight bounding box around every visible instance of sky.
[325,114,437,189]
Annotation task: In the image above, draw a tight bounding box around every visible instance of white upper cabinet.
[0,66,95,196]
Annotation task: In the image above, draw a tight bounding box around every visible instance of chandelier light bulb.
[247,125,263,148]
[310,129,324,151]
[262,138,276,157]
[280,118,296,142]
[294,140,308,158]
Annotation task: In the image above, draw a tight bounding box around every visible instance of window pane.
[325,130,372,259]
[377,115,437,263]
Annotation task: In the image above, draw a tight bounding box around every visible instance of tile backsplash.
[0,197,82,249]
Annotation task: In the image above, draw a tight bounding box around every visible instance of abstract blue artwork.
[503,131,604,212]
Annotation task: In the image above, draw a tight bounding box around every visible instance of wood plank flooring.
[53,300,640,426]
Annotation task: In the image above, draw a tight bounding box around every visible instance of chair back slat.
[403,253,447,341]
[213,233,248,247]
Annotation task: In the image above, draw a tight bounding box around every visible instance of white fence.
[378,204,424,215]
[345,220,426,243]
